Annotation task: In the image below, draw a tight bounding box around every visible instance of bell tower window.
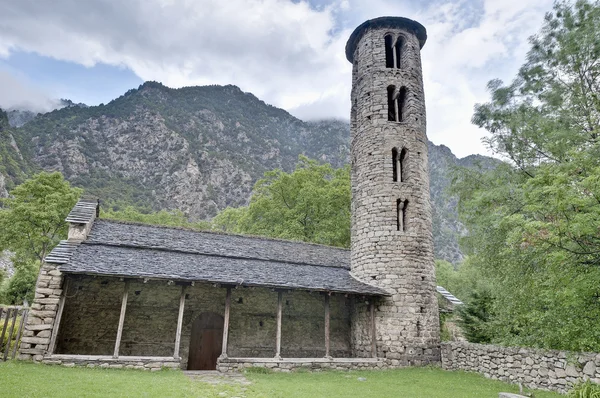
[395,37,404,68]
[385,35,394,68]
[397,199,408,232]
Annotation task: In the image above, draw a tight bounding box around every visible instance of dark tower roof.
[345,16,427,63]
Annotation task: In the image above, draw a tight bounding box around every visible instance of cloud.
[0,68,59,112]
[0,0,555,157]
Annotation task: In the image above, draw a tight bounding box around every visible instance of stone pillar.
[346,17,440,365]
[18,263,65,361]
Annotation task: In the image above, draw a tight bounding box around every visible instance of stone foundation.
[441,342,600,393]
[18,263,65,361]
[41,354,181,371]
[217,357,385,372]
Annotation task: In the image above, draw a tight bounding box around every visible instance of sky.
[0,0,554,158]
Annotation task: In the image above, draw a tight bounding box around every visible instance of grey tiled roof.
[53,219,387,296]
[436,286,463,305]
[87,220,350,268]
[65,198,98,224]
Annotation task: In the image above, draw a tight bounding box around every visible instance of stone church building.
[18,16,441,371]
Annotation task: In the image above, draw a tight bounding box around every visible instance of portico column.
[48,278,69,355]
[173,285,186,358]
[113,280,129,358]
[369,300,376,358]
[275,291,283,359]
[220,287,231,358]
[324,293,331,358]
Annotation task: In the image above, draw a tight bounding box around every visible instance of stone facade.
[52,275,352,368]
[347,17,440,365]
[441,342,600,393]
[18,262,65,361]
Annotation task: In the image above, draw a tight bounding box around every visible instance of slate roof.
[436,286,464,305]
[65,198,98,224]
[50,219,388,296]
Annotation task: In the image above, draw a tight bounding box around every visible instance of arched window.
[385,35,394,68]
[395,37,404,69]
[397,199,408,232]
[399,148,408,182]
[397,87,407,122]
[387,86,397,121]
[392,148,399,182]
[388,86,407,122]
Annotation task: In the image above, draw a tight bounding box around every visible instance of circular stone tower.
[346,17,440,365]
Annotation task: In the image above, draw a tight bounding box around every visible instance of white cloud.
[0,68,59,112]
[0,0,555,157]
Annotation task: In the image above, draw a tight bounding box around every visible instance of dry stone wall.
[18,263,64,361]
[349,18,440,365]
[441,342,600,393]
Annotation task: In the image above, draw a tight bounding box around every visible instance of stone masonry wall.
[51,276,351,368]
[18,263,65,361]
[441,342,600,393]
[349,19,440,366]
[217,358,384,373]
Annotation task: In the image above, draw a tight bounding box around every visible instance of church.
[18,16,441,371]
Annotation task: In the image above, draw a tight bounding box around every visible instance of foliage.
[102,205,210,230]
[0,259,37,305]
[567,382,600,398]
[452,0,600,351]
[0,172,81,264]
[212,156,351,247]
[456,290,495,344]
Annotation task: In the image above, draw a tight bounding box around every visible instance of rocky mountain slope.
[0,109,34,197]
[3,82,498,263]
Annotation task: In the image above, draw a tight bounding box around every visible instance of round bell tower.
[346,17,440,365]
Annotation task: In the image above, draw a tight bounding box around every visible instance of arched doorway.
[187,312,224,370]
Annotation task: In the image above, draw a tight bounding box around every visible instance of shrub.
[567,382,600,398]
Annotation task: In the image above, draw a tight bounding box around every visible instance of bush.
[567,382,600,398]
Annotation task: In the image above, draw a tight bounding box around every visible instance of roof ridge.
[83,241,350,270]
[96,218,350,252]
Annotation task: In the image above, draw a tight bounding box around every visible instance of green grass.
[0,361,243,398]
[244,367,562,398]
[0,361,563,398]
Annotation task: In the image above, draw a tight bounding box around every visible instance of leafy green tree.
[212,156,351,247]
[102,205,210,230]
[452,0,600,351]
[0,260,38,305]
[0,172,81,264]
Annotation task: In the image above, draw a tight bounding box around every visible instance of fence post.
[12,307,29,360]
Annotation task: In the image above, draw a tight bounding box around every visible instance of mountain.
[2,82,498,263]
[428,143,501,263]
[0,109,34,197]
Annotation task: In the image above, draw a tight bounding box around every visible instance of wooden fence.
[0,306,29,361]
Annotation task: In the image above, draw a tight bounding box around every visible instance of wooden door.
[187,312,224,370]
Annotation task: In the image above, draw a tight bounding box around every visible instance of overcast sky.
[0,0,554,158]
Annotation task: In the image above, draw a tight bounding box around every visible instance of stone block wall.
[42,355,181,371]
[48,276,352,368]
[349,18,440,366]
[18,263,64,361]
[441,342,600,393]
[217,358,384,373]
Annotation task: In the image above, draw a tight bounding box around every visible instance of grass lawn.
[0,361,563,398]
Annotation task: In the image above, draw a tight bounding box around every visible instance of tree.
[452,0,600,351]
[212,156,351,247]
[0,172,81,265]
